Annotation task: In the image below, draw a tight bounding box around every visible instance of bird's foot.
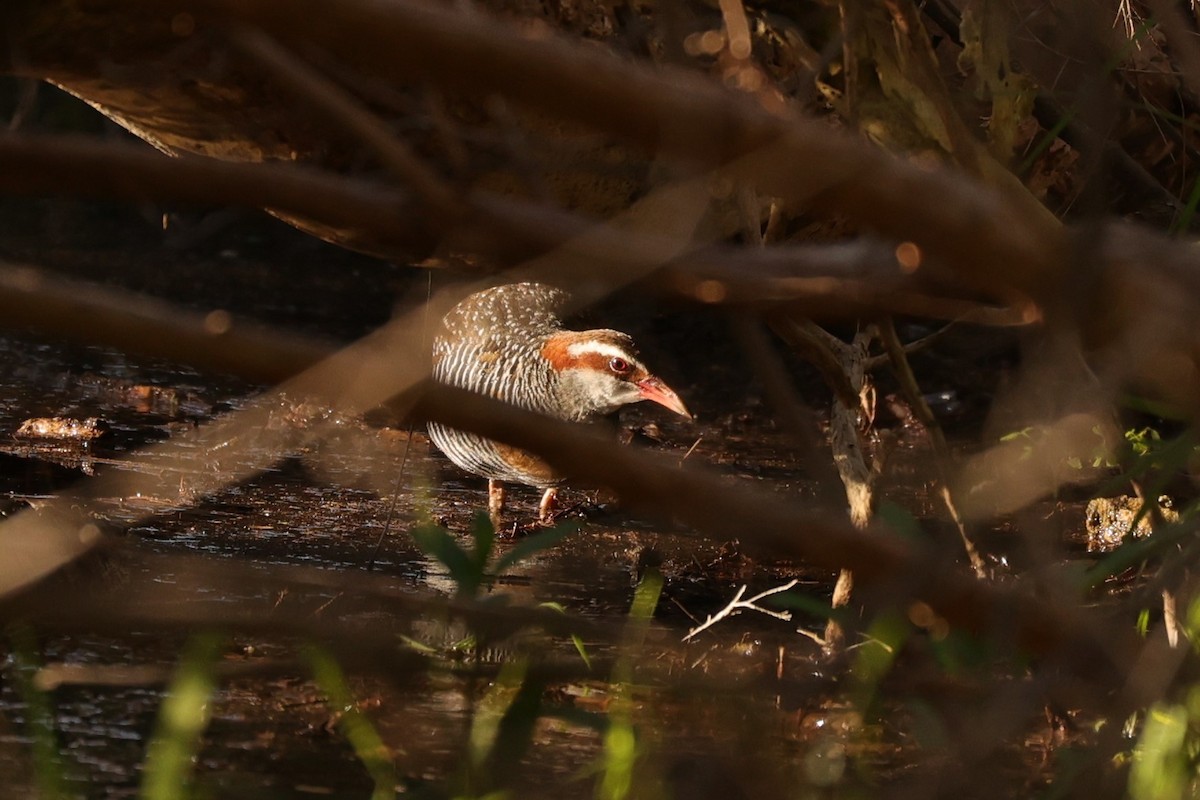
[537,498,603,526]
[537,487,558,525]
[488,479,507,522]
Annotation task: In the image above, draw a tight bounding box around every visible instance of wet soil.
[0,196,1104,798]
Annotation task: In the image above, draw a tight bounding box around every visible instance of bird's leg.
[538,487,558,524]
[488,479,506,527]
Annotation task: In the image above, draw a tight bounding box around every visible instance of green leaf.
[999,427,1034,442]
[628,569,663,624]
[1184,596,1200,655]
[140,632,223,800]
[1129,703,1189,800]
[485,667,544,785]
[412,524,480,595]
[493,522,579,575]
[305,646,396,800]
[852,611,912,713]
[7,625,70,800]
[594,569,663,800]
[597,716,637,800]
[396,634,440,656]
[463,659,543,795]
[1174,171,1200,235]
[539,602,592,669]
[469,511,496,571]
[570,635,593,670]
[878,502,928,542]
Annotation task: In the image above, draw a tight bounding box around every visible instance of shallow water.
[0,201,1089,798]
[0,304,884,797]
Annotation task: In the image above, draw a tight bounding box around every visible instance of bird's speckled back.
[436,283,569,351]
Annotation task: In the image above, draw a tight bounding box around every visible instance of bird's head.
[542,330,691,420]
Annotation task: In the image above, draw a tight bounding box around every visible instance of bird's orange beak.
[637,377,692,419]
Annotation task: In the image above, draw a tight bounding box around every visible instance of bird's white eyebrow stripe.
[565,341,637,361]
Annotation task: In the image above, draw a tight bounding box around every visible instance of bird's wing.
[438,282,570,349]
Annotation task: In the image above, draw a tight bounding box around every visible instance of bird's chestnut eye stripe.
[609,357,630,374]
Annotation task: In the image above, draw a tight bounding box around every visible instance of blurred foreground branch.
[0,137,1018,324]
[0,257,1138,683]
[9,0,1061,295]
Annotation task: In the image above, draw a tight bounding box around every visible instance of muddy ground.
[0,188,1119,798]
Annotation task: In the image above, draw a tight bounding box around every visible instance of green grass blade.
[7,625,69,799]
[412,524,482,595]
[539,602,592,669]
[627,569,662,629]
[596,569,663,800]
[851,611,912,713]
[1129,703,1189,800]
[469,512,496,573]
[596,715,637,800]
[304,645,397,800]
[493,522,579,575]
[464,658,543,795]
[139,632,223,800]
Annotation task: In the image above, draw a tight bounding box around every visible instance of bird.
[427,282,690,523]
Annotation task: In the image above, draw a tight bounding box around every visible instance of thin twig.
[678,436,703,465]
[863,321,958,370]
[877,317,987,578]
[683,580,799,641]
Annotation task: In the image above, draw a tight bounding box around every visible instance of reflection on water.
[0,326,869,798]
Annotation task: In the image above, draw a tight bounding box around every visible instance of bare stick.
[878,317,986,577]
[683,580,799,641]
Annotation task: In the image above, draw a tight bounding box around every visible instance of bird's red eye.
[609,357,630,374]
